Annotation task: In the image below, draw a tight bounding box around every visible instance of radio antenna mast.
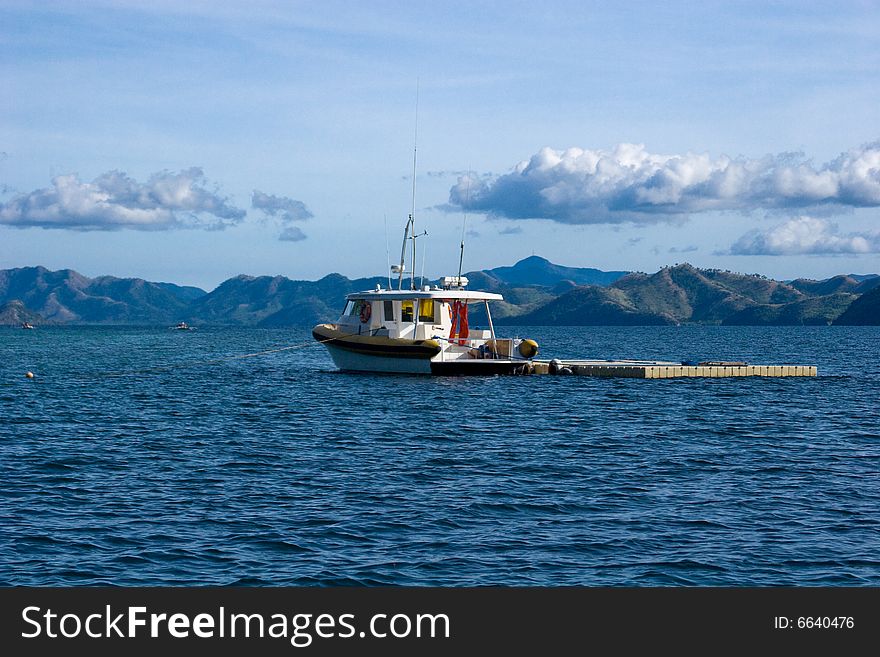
[383,212,392,289]
[420,236,428,289]
[396,215,412,290]
[457,170,471,280]
[409,80,419,291]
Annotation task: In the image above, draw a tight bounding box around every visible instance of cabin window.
[418,299,435,322]
[346,300,369,318]
[383,300,394,322]
[401,300,414,322]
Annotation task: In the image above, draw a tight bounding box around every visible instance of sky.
[2,0,879,290]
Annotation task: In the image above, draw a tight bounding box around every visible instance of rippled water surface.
[2,325,879,585]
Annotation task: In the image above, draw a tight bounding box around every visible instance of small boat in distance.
[172,321,194,330]
[21,322,35,330]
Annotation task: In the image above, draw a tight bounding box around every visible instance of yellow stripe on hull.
[312,324,442,360]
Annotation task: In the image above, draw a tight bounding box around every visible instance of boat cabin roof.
[346,288,503,302]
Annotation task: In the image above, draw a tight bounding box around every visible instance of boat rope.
[100,330,369,378]
[76,327,529,379]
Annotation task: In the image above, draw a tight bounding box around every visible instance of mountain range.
[503,264,879,326]
[0,267,203,324]
[1,257,878,326]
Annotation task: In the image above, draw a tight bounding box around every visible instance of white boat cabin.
[335,275,536,362]
[343,289,500,347]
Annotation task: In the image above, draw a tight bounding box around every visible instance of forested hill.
[2,260,878,326]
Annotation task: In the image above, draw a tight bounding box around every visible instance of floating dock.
[529,360,817,378]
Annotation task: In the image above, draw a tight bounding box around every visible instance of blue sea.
[2,325,879,586]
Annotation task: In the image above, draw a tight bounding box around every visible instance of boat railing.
[435,335,516,360]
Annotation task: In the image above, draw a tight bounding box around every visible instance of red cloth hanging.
[457,302,469,345]
[449,300,469,345]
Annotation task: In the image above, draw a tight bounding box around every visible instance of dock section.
[530,359,817,378]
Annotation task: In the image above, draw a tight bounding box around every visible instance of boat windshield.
[343,299,370,318]
[401,300,414,322]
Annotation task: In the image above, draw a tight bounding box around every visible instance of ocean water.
[1,325,879,586]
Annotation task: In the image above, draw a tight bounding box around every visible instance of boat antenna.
[383,212,391,289]
[410,80,419,291]
[408,223,427,289]
[457,170,471,280]
[420,234,428,289]
[396,215,412,290]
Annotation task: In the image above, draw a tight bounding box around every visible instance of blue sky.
[2,1,879,290]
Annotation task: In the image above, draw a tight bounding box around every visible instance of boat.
[314,216,540,379]
[315,112,537,375]
[21,322,35,330]
[313,275,538,375]
[172,321,194,330]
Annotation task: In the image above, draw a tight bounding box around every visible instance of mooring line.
[39,327,513,379]
[98,330,371,378]
[100,341,319,377]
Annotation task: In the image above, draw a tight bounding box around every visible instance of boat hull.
[323,343,434,374]
[313,324,532,376]
[429,360,531,376]
[313,324,440,374]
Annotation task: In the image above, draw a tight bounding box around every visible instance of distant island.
[2,256,879,327]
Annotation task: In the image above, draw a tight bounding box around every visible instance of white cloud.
[252,190,313,223]
[449,141,880,224]
[0,168,245,230]
[278,226,307,242]
[729,216,880,255]
[668,245,698,254]
[251,190,313,242]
